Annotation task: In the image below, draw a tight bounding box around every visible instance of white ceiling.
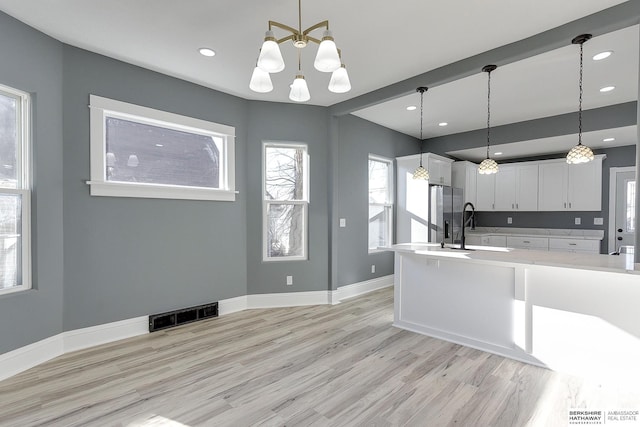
[352,25,639,139]
[447,126,637,162]
[0,0,629,109]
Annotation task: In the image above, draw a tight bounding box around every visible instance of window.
[0,84,30,295]
[88,95,236,201]
[368,155,393,252]
[263,143,309,261]
[626,180,636,233]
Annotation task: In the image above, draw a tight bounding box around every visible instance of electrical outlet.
[575,217,581,225]
[594,217,604,225]
[371,265,376,273]
[507,217,513,224]
[286,275,293,286]
[339,218,346,228]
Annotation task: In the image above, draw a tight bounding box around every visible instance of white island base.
[392,244,640,385]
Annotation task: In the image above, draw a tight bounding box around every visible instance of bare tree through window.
[264,145,308,259]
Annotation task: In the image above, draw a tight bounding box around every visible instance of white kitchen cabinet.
[506,236,549,250]
[476,172,495,211]
[494,164,538,211]
[451,161,477,206]
[427,154,453,186]
[548,238,600,254]
[538,156,603,211]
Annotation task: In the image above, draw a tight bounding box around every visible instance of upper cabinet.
[494,164,539,211]
[538,155,604,211]
[451,161,477,206]
[427,154,453,186]
[476,172,496,211]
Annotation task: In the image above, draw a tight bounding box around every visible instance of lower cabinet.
[466,234,600,254]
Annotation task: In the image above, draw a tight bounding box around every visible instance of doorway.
[608,167,636,253]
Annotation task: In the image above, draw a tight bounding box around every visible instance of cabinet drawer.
[506,236,548,250]
[548,238,600,253]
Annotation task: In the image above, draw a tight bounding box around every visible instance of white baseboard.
[0,334,64,382]
[218,295,248,315]
[332,274,394,304]
[63,316,149,354]
[0,277,394,382]
[248,290,330,308]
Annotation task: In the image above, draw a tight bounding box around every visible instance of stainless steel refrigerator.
[429,185,464,245]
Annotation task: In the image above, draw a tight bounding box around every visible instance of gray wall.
[335,114,417,287]
[246,102,330,294]
[0,13,64,354]
[474,145,636,253]
[62,46,249,330]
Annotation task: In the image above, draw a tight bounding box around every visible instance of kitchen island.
[391,243,640,383]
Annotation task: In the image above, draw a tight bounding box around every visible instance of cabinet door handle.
[516,203,519,209]
[564,202,567,208]
[523,240,530,244]
[569,243,577,246]
[492,203,495,210]
[569,202,572,208]
[512,204,514,209]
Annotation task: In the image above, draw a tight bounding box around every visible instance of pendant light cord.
[578,41,584,146]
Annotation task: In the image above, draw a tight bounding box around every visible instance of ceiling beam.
[329,1,640,116]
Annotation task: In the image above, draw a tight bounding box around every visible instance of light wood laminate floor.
[1,287,639,426]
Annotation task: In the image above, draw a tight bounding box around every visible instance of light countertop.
[390,243,639,275]
[465,227,604,240]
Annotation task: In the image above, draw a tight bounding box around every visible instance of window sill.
[87,181,237,202]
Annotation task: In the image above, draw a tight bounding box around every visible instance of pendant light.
[566,34,595,164]
[289,50,310,102]
[413,87,430,180]
[478,65,499,175]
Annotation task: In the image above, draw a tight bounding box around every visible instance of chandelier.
[412,87,429,180]
[566,34,595,164]
[478,65,499,175]
[249,0,351,101]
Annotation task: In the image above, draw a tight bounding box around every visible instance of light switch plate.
[575,217,581,225]
[594,217,604,225]
[339,218,346,228]
[371,265,376,273]
[507,217,513,224]
[286,275,293,286]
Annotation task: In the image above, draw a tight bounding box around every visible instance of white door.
[611,169,635,253]
[516,164,539,211]
[538,162,567,211]
[494,166,516,211]
[476,172,495,211]
[567,160,602,211]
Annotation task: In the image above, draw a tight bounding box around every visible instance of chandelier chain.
[487,69,491,159]
[419,88,424,166]
[578,41,583,146]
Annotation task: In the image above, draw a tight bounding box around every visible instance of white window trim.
[262,142,309,262]
[87,95,236,201]
[0,83,31,295]
[368,154,394,253]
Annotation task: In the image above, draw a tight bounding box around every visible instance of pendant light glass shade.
[257,31,285,73]
[127,154,139,168]
[314,30,341,72]
[328,64,351,93]
[413,164,429,180]
[566,144,595,164]
[566,34,594,165]
[249,66,273,93]
[289,73,311,102]
[478,158,499,174]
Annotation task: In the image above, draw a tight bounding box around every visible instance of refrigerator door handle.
[444,220,449,239]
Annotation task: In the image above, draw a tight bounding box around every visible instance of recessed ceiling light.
[599,86,615,93]
[593,51,613,61]
[603,138,615,142]
[494,152,503,156]
[199,48,216,57]
[406,106,417,111]
[155,144,164,147]
[438,122,448,127]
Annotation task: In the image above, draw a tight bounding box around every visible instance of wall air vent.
[148,302,218,332]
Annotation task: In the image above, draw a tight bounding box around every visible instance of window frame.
[88,95,236,201]
[262,142,309,262]
[0,83,31,295]
[368,154,394,253]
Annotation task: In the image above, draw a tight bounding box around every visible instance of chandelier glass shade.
[250,0,350,102]
[249,66,274,93]
[478,158,499,175]
[566,34,595,165]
